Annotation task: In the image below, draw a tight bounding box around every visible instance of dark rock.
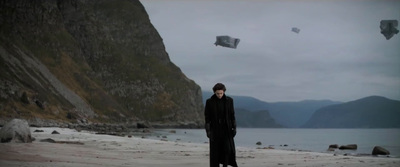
[256,141,262,145]
[51,130,60,134]
[40,138,84,145]
[137,122,150,129]
[95,132,108,135]
[66,112,77,120]
[20,92,30,104]
[329,144,339,149]
[34,129,44,132]
[40,138,56,143]
[339,144,357,150]
[0,119,33,143]
[372,146,390,155]
[35,99,45,109]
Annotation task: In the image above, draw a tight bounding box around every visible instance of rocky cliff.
[0,0,204,127]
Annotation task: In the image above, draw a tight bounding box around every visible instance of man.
[205,83,238,167]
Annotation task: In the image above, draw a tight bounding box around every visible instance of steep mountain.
[203,91,340,127]
[302,96,400,128]
[236,108,283,128]
[0,0,203,126]
[267,100,342,127]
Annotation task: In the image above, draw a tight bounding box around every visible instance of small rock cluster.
[328,143,390,156]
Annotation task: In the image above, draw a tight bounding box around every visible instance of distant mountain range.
[203,92,400,128]
[265,100,342,127]
[302,96,400,128]
[203,91,279,127]
[236,109,283,128]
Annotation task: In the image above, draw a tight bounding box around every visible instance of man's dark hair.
[212,83,226,92]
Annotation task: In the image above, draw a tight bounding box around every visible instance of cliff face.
[0,0,204,126]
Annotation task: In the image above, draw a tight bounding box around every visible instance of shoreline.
[145,128,400,159]
[0,127,399,167]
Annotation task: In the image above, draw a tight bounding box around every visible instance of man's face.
[215,90,224,99]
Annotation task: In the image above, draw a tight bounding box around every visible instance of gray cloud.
[141,0,400,102]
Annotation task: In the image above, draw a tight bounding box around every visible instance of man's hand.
[205,123,211,138]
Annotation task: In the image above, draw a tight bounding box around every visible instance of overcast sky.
[140,0,400,102]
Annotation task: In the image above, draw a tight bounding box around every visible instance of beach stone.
[339,144,357,150]
[20,92,30,104]
[372,146,390,155]
[51,130,60,134]
[329,144,339,149]
[137,122,150,129]
[0,119,33,143]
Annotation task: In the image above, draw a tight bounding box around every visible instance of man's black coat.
[205,94,238,167]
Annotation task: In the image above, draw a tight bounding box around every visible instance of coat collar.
[211,94,226,100]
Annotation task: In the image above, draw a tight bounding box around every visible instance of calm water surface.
[148,128,400,158]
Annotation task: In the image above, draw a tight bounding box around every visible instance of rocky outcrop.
[329,144,339,149]
[0,0,203,126]
[372,146,390,155]
[339,144,357,150]
[0,119,33,143]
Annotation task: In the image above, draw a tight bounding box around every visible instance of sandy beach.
[0,127,399,167]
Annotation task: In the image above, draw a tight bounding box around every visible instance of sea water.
[148,128,400,158]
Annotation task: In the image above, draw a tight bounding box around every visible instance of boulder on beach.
[372,146,390,155]
[328,144,338,151]
[137,122,150,129]
[51,130,60,134]
[339,144,357,150]
[0,119,33,143]
[329,144,339,149]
